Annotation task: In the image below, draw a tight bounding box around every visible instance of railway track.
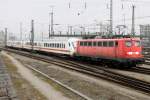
[25,64,93,100]
[124,67,150,75]
[4,48,150,96]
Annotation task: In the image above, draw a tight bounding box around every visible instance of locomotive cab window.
[125,41,132,47]
[135,41,141,47]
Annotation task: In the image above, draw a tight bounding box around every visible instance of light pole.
[131,5,135,36]
[49,5,54,38]
[110,0,113,36]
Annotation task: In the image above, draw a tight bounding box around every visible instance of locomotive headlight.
[135,52,139,55]
[127,52,133,55]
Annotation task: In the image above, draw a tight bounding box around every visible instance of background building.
[140,25,150,47]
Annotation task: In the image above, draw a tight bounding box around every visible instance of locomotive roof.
[78,38,140,41]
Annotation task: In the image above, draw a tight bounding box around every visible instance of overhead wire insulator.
[122,4,124,10]
[85,2,87,9]
[69,2,71,8]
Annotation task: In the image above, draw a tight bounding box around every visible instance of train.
[7,37,144,68]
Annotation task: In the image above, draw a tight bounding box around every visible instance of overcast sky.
[0,0,150,39]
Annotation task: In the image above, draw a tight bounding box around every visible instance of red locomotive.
[76,37,144,67]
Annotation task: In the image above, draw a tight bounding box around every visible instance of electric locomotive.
[76,37,144,67]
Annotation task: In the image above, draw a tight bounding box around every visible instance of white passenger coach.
[7,37,81,56]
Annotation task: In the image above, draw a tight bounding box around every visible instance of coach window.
[55,44,57,48]
[93,42,97,46]
[109,41,114,47]
[64,44,65,48]
[57,43,59,48]
[45,43,47,47]
[103,41,107,47]
[98,41,102,47]
[56,44,58,48]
